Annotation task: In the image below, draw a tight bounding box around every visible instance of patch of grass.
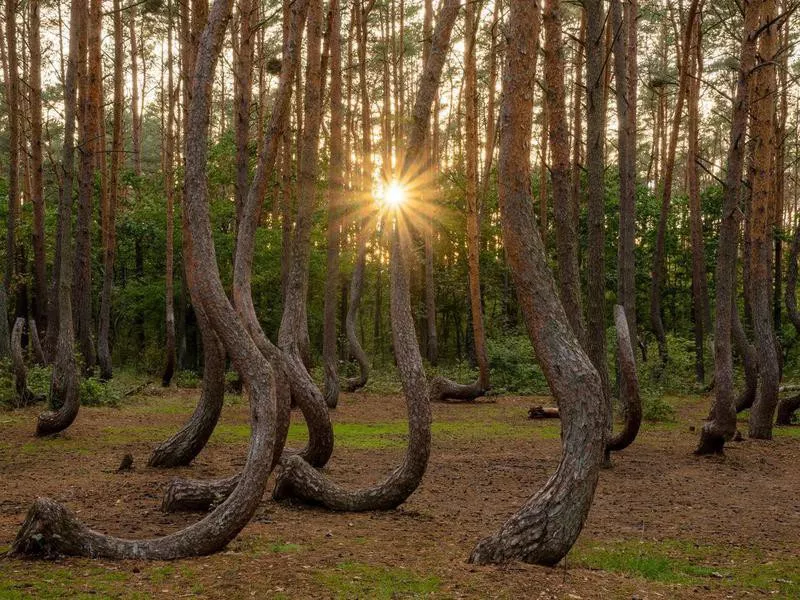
[774,426,800,438]
[0,564,137,599]
[571,539,800,598]
[20,437,93,456]
[315,561,440,599]
[148,565,175,585]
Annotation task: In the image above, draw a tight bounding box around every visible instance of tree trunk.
[342,230,371,392]
[686,8,708,383]
[4,0,20,339]
[28,318,46,365]
[35,0,84,438]
[697,0,758,454]
[585,0,609,394]
[73,0,96,373]
[748,0,781,440]
[29,0,47,334]
[649,0,702,366]
[468,0,607,566]
[12,318,41,408]
[272,0,460,511]
[129,5,142,175]
[610,0,637,353]
[162,0,178,387]
[605,305,642,460]
[429,0,488,402]
[546,0,584,344]
[422,0,438,367]
[277,0,325,370]
[98,0,121,381]
[322,0,343,408]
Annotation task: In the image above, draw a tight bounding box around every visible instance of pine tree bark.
[129,5,142,175]
[4,0,20,343]
[748,0,781,440]
[322,0,343,408]
[585,0,609,394]
[696,0,758,454]
[35,0,84,437]
[546,0,584,344]
[29,0,47,334]
[468,0,607,565]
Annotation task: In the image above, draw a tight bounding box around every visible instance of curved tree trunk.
[605,305,642,459]
[696,0,757,454]
[468,0,607,566]
[148,312,226,467]
[28,319,46,365]
[733,305,758,413]
[779,206,800,423]
[342,232,371,392]
[35,0,84,438]
[272,0,460,511]
[12,319,41,408]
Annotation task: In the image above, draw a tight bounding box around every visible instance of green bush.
[80,377,121,407]
[486,335,549,395]
[175,370,201,388]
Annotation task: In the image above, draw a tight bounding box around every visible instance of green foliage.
[175,370,202,388]
[0,358,15,408]
[79,377,121,407]
[486,335,548,395]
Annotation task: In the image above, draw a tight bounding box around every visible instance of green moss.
[314,561,440,599]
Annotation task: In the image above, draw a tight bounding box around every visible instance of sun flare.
[383,180,406,208]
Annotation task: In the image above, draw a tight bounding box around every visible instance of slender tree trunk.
[469,0,607,565]
[649,0,702,365]
[129,5,142,175]
[4,0,20,349]
[610,0,637,353]
[686,8,707,382]
[585,0,609,394]
[748,0,781,440]
[29,0,47,335]
[73,0,96,372]
[322,0,343,408]
[546,0,584,344]
[35,0,85,437]
[422,0,438,366]
[696,0,758,454]
[162,0,178,386]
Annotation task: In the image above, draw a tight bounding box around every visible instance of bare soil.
[1,388,799,599]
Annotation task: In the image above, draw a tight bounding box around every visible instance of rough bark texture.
[468,0,607,566]
[35,0,84,438]
[29,0,47,333]
[322,0,343,409]
[343,233,371,392]
[12,319,41,408]
[272,0,460,511]
[162,0,178,387]
[649,0,702,366]
[696,0,757,454]
[585,0,609,394]
[747,0,780,440]
[98,0,123,382]
[278,0,325,369]
[4,0,20,325]
[546,0,584,345]
[605,305,642,459]
[28,319,46,366]
[149,315,225,467]
[610,0,637,352]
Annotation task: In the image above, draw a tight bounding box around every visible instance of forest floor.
[1,385,799,599]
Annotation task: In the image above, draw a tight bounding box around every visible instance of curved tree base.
[694,423,728,455]
[35,339,80,437]
[342,372,368,393]
[776,394,800,425]
[28,319,47,366]
[605,306,642,459]
[148,331,226,468]
[429,376,486,402]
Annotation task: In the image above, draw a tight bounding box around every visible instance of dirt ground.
[1,387,799,599]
